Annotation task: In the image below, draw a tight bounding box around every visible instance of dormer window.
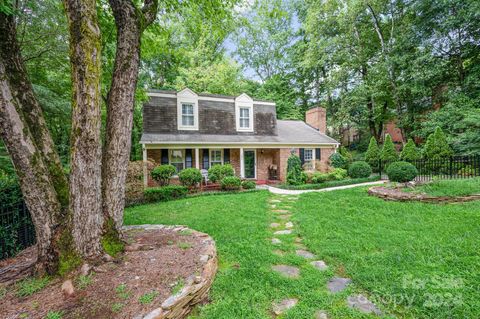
[235,93,254,132]
[177,88,198,130]
[239,107,250,129]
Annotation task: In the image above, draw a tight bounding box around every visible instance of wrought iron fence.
[379,155,480,182]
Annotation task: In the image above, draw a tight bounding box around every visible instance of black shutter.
[185,149,192,168]
[316,148,321,161]
[203,149,209,170]
[224,149,230,164]
[299,148,305,165]
[161,149,169,165]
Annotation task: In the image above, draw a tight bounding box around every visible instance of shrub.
[339,146,353,163]
[220,176,241,190]
[329,152,348,169]
[144,185,188,203]
[286,154,304,185]
[381,134,399,162]
[400,138,421,161]
[311,172,329,184]
[208,164,234,183]
[151,165,176,186]
[423,127,453,160]
[365,137,380,169]
[241,180,256,190]
[328,168,348,181]
[386,161,418,183]
[178,168,202,188]
[348,161,372,178]
[300,171,309,184]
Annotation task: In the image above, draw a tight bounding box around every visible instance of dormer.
[177,88,199,130]
[235,93,254,132]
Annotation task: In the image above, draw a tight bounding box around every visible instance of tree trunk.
[64,0,104,258]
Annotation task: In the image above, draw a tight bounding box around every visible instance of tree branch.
[142,0,158,29]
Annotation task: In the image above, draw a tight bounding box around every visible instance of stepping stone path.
[270,199,282,203]
[272,250,285,256]
[270,222,280,228]
[315,310,328,319]
[310,260,328,271]
[274,230,292,235]
[277,214,291,220]
[285,221,294,229]
[272,209,289,214]
[271,238,281,245]
[296,249,315,259]
[272,298,298,316]
[272,265,300,278]
[347,294,382,315]
[327,277,352,293]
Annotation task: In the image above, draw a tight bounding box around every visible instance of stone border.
[123,225,218,319]
[368,186,480,204]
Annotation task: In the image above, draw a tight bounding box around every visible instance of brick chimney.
[305,107,326,134]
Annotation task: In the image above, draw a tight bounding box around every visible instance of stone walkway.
[267,194,383,317]
[263,180,386,195]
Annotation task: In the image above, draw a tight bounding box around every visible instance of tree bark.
[64,0,104,258]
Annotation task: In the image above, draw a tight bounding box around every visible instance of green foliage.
[220,176,241,191]
[144,186,188,203]
[310,172,329,184]
[409,177,480,197]
[423,127,453,160]
[45,311,63,319]
[151,165,176,186]
[16,277,50,297]
[115,283,131,300]
[286,154,304,185]
[241,180,256,190]
[365,137,380,168]
[348,161,372,179]
[328,153,347,169]
[111,303,124,313]
[208,164,234,183]
[139,291,158,304]
[381,135,399,162]
[76,274,93,290]
[339,146,353,163]
[178,242,192,249]
[178,168,202,188]
[328,168,348,181]
[386,161,418,183]
[400,139,421,161]
[279,176,380,190]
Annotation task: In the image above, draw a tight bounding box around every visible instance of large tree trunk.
[0,12,70,275]
[64,0,104,258]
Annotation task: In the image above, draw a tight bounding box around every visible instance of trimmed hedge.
[144,185,188,203]
[178,168,202,188]
[208,164,234,183]
[221,176,241,190]
[348,161,372,178]
[241,180,256,190]
[277,176,381,190]
[386,161,418,183]
[151,165,176,186]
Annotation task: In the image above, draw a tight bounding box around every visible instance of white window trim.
[209,149,224,167]
[304,148,316,171]
[177,88,199,130]
[235,93,254,132]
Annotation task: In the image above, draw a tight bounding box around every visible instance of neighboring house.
[140,88,339,185]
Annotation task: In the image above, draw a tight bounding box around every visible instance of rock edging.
[368,186,480,204]
[123,225,218,319]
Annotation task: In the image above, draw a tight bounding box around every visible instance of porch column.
[142,144,147,187]
[240,147,244,178]
[195,148,200,169]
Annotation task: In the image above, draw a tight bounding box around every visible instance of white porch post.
[240,147,245,178]
[142,144,148,187]
[312,148,316,171]
[195,148,200,169]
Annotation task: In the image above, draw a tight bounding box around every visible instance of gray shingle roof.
[147,89,275,104]
[141,120,339,146]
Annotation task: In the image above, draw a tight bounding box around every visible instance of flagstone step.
[272,265,300,278]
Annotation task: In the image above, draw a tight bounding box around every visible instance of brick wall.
[256,149,279,181]
[305,107,326,134]
[230,149,241,177]
[279,148,298,182]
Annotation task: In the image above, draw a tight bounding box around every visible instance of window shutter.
[316,148,321,161]
[185,149,192,168]
[203,149,209,170]
[224,149,230,164]
[161,149,169,165]
[299,148,305,165]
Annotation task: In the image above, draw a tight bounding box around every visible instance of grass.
[124,189,479,318]
[406,177,480,197]
[139,290,158,304]
[75,274,93,290]
[45,311,63,319]
[276,176,380,190]
[15,276,50,297]
[115,283,131,300]
[172,279,185,295]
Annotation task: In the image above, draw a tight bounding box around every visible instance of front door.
[244,149,256,179]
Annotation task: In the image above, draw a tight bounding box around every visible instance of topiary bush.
[208,164,234,183]
[381,134,399,163]
[400,138,421,161]
[151,164,176,186]
[286,154,304,185]
[241,180,256,190]
[220,176,241,190]
[386,161,418,183]
[423,127,453,160]
[329,152,348,169]
[178,168,202,188]
[365,137,380,170]
[348,161,372,178]
[143,185,188,203]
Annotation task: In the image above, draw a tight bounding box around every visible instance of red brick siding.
[305,107,326,134]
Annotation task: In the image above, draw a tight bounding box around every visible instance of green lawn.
[405,177,480,197]
[124,189,480,318]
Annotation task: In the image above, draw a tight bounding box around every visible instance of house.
[140,88,339,185]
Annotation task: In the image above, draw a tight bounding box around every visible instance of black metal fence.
[379,155,480,182]
[0,198,36,260]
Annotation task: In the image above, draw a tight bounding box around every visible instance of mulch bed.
[368,186,480,203]
[0,225,216,319]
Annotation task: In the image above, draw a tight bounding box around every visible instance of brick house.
[141,88,339,185]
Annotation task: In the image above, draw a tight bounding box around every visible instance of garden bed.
[276,176,380,190]
[0,225,217,319]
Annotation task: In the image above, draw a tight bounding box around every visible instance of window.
[239,107,250,129]
[181,103,194,127]
[169,149,184,173]
[210,149,223,167]
[304,149,314,162]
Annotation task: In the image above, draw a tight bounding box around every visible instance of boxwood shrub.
[144,185,188,203]
[386,161,418,183]
[178,168,202,188]
[241,180,256,190]
[348,161,372,178]
[220,176,241,191]
[151,165,176,186]
[208,164,234,183]
[328,168,348,181]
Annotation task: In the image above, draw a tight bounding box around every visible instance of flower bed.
[277,176,381,190]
